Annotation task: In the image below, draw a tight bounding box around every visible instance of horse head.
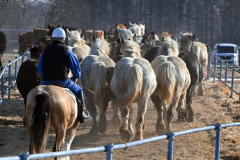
[179,32,196,51]
[29,45,43,59]
[120,34,141,58]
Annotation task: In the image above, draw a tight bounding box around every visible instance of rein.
[76,81,94,94]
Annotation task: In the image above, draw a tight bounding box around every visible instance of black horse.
[16,46,42,125]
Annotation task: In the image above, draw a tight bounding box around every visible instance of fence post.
[225,62,228,86]
[219,59,223,82]
[167,132,174,160]
[230,66,235,98]
[8,61,11,100]
[27,52,30,60]
[21,152,29,160]
[106,143,113,160]
[1,67,4,105]
[214,123,221,160]
[14,57,18,90]
[207,52,211,79]
[213,56,217,83]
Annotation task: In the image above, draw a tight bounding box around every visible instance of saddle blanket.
[63,88,78,114]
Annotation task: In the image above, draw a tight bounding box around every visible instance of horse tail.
[89,62,108,108]
[157,62,176,106]
[119,64,143,107]
[29,92,50,153]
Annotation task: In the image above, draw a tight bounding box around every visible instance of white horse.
[110,37,156,142]
[117,27,134,41]
[138,22,145,35]
[90,38,110,57]
[128,21,141,36]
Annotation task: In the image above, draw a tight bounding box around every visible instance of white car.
[211,43,239,66]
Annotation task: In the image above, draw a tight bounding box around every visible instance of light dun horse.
[151,56,191,135]
[81,37,116,135]
[26,85,79,160]
[110,37,157,142]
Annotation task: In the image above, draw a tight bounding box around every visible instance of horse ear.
[116,22,119,27]
[124,22,127,27]
[161,31,163,34]
[33,27,35,31]
[93,35,96,42]
[129,21,132,25]
[93,30,95,34]
[82,28,85,34]
[152,31,155,35]
[48,24,50,29]
[29,45,32,49]
[18,33,21,37]
[139,21,141,25]
[169,31,172,36]
[57,25,60,27]
[192,34,196,41]
[104,30,107,39]
[180,32,183,37]
[133,34,137,42]
[63,25,65,28]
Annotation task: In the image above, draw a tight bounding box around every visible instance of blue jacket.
[38,48,82,94]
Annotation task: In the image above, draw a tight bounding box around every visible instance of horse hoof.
[119,128,131,142]
[98,122,107,134]
[186,117,193,122]
[142,123,146,130]
[90,128,98,135]
[133,134,143,141]
[112,117,121,127]
[156,123,165,135]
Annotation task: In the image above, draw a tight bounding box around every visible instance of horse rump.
[119,64,143,107]
[89,62,108,108]
[157,62,176,106]
[29,92,50,153]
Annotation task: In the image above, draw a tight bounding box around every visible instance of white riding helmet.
[52,27,66,38]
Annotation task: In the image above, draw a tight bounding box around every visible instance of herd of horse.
[1,21,209,159]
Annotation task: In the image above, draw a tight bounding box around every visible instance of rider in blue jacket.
[38,27,90,123]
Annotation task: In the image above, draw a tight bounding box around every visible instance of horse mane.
[120,40,141,58]
[68,30,86,47]
[90,38,110,57]
[158,37,179,57]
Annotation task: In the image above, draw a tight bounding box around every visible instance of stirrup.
[82,110,91,119]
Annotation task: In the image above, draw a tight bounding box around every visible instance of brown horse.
[18,31,34,56]
[33,27,49,45]
[26,85,79,159]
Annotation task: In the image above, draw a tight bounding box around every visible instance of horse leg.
[111,97,121,127]
[151,94,165,135]
[60,121,79,160]
[197,81,203,96]
[133,99,148,141]
[98,98,110,134]
[176,94,187,120]
[185,86,196,122]
[23,97,27,127]
[119,106,131,142]
[128,105,135,138]
[166,95,180,133]
[86,97,98,135]
[55,124,67,152]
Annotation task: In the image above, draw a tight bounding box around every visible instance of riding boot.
[75,91,90,123]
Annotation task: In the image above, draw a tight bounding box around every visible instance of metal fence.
[0,122,239,160]
[0,51,30,105]
[207,49,240,101]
